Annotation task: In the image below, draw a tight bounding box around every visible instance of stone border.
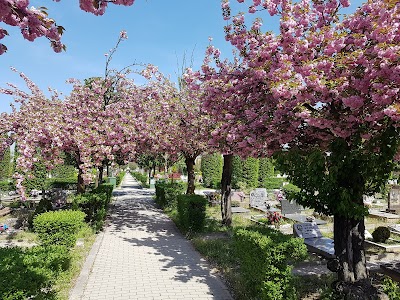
[69,231,105,300]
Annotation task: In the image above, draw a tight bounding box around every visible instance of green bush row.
[33,210,86,248]
[93,183,113,204]
[46,177,78,190]
[177,194,207,232]
[0,245,70,300]
[116,171,126,186]
[131,172,149,188]
[72,193,107,232]
[233,226,308,300]
[155,181,185,209]
[263,177,285,189]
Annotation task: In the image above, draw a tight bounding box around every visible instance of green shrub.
[132,172,149,188]
[72,193,107,232]
[372,226,391,243]
[259,158,275,187]
[201,153,223,188]
[282,183,301,202]
[45,177,77,190]
[93,183,113,204]
[0,180,14,191]
[263,177,285,189]
[177,194,207,232]
[155,181,185,209]
[234,226,307,300]
[0,245,70,299]
[33,210,86,248]
[382,277,400,299]
[242,157,260,189]
[232,155,244,189]
[116,171,126,186]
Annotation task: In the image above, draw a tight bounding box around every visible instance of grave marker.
[293,222,323,239]
[389,185,400,212]
[250,188,267,208]
[280,199,302,215]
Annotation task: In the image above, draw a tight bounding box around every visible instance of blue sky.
[0,0,364,113]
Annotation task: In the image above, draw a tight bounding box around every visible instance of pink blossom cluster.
[0,0,135,54]
[185,0,400,158]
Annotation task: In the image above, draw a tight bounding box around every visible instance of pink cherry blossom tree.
[187,0,400,296]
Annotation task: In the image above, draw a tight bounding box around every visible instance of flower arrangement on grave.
[258,211,283,228]
[275,190,285,202]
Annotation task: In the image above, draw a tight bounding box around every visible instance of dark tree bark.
[77,165,86,194]
[98,165,104,185]
[220,154,233,226]
[185,155,196,195]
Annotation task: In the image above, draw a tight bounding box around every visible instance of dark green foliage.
[0,245,70,300]
[201,153,223,188]
[263,177,285,189]
[155,181,185,209]
[232,155,244,189]
[33,210,86,248]
[372,226,391,243]
[0,180,15,191]
[23,160,48,193]
[259,158,275,187]
[45,177,77,190]
[0,146,12,180]
[242,157,259,189]
[93,183,113,204]
[233,226,307,300]
[116,171,126,186]
[132,172,149,188]
[282,183,301,202]
[275,130,400,218]
[72,193,107,232]
[382,277,400,299]
[177,194,207,232]
[51,165,76,179]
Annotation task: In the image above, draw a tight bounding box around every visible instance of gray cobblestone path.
[70,173,232,300]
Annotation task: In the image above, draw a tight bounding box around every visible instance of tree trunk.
[98,165,104,185]
[77,166,86,194]
[331,215,385,299]
[185,155,196,195]
[220,154,233,226]
[148,168,152,185]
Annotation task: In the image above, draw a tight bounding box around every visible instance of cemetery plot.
[293,222,335,259]
[389,185,400,213]
[281,199,327,225]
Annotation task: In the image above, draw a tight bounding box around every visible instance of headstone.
[280,199,302,215]
[389,185,400,212]
[231,191,246,202]
[293,222,323,239]
[250,188,267,208]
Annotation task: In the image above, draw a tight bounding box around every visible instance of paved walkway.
[70,174,232,300]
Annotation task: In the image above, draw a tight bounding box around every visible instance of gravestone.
[293,222,323,239]
[388,185,400,212]
[293,222,335,258]
[280,199,302,215]
[249,188,267,208]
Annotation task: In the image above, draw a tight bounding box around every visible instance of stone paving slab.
[70,174,232,300]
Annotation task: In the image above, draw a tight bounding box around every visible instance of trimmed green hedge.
[234,226,307,300]
[177,194,207,232]
[93,183,113,204]
[45,177,77,190]
[33,210,86,248]
[155,181,185,209]
[72,193,107,232]
[0,245,70,300]
[116,171,126,186]
[131,172,149,188]
[201,153,223,189]
[263,177,285,189]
